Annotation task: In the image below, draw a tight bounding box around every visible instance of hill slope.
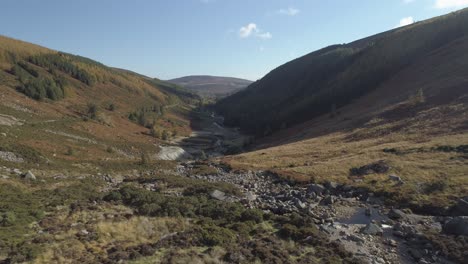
[218,10,468,212]
[168,75,252,98]
[216,8,468,136]
[0,35,199,166]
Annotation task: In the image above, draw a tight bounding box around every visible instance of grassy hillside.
[0,35,199,168]
[216,8,468,136]
[168,75,252,98]
[216,9,468,213]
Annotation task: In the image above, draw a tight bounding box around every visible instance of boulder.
[308,184,325,195]
[388,209,406,220]
[210,190,226,201]
[442,216,468,236]
[325,181,339,190]
[452,197,468,216]
[23,170,36,181]
[361,223,383,236]
[321,195,335,205]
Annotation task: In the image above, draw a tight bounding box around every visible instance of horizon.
[1,0,468,80]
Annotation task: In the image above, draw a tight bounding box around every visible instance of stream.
[158,112,456,264]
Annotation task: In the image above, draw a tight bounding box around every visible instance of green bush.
[0,212,17,227]
[241,209,264,223]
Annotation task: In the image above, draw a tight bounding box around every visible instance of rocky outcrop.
[442,216,468,236]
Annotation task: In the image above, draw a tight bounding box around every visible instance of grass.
[223,118,468,211]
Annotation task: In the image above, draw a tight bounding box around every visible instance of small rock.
[388,174,403,182]
[210,189,226,201]
[321,195,335,205]
[0,133,6,137]
[409,248,423,260]
[23,170,36,181]
[348,234,365,243]
[388,209,406,220]
[361,223,383,236]
[308,184,326,195]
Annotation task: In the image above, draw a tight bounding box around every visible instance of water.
[338,207,387,225]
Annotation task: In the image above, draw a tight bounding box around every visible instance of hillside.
[217,9,468,213]
[216,8,468,136]
[168,75,252,98]
[0,35,199,166]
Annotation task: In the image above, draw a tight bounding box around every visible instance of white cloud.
[257,32,272,39]
[403,0,415,3]
[278,7,300,16]
[397,16,415,27]
[239,23,258,38]
[434,0,468,8]
[238,23,272,40]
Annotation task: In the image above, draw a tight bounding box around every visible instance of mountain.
[216,8,468,136]
[217,9,468,215]
[0,35,199,164]
[168,75,252,98]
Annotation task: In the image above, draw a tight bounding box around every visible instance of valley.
[0,5,467,264]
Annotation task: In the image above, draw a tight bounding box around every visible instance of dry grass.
[223,102,468,209]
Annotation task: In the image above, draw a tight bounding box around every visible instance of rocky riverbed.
[175,161,463,264]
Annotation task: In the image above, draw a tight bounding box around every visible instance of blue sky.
[1,0,467,80]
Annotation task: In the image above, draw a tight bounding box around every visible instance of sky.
[1,0,468,81]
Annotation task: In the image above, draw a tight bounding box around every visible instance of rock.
[388,209,406,220]
[325,181,339,190]
[451,197,468,216]
[350,160,390,176]
[442,216,468,236]
[23,170,36,181]
[409,248,423,260]
[388,174,404,184]
[348,234,365,243]
[210,190,226,201]
[361,223,383,236]
[384,239,398,247]
[365,208,371,216]
[0,133,6,137]
[245,192,257,201]
[321,195,335,205]
[308,184,326,195]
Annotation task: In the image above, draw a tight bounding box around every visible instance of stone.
[23,170,36,181]
[388,174,404,184]
[409,248,423,260]
[442,216,468,236]
[210,190,226,201]
[308,184,326,195]
[348,234,365,243]
[388,209,406,220]
[361,223,383,236]
[321,195,335,205]
[245,192,257,201]
[452,197,468,216]
[0,133,6,137]
[325,181,339,190]
[350,160,390,176]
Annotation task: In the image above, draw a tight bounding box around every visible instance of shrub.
[87,103,98,119]
[241,209,264,223]
[0,212,17,227]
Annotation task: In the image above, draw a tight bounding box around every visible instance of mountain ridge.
[168,75,252,98]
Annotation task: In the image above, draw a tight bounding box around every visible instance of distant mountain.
[168,75,252,98]
[216,8,468,136]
